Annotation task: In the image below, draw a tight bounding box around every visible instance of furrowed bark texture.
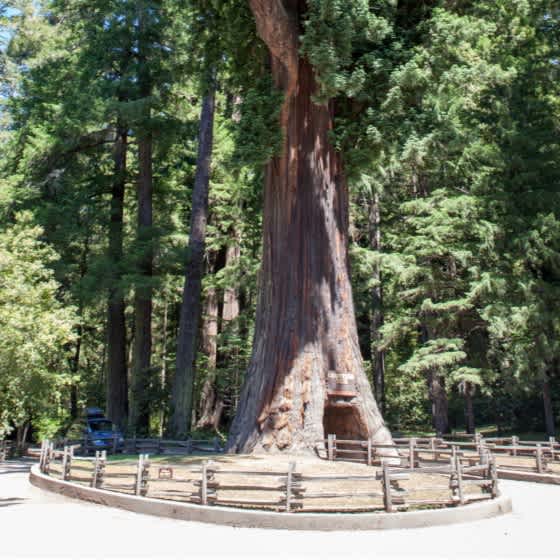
[170,87,216,438]
[106,124,129,429]
[130,132,154,435]
[227,1,393,454]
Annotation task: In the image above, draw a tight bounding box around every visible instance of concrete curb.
[497,469,560,485]
[30,465,512,531]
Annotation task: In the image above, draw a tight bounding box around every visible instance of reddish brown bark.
[106,123,129,429]
[226,1,393,454]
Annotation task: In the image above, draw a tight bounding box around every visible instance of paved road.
[0,459,557,559]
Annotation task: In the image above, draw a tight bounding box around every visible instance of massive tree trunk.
[130,131,154,436]
[369,192,386,415]
[106,123,129,429]
[169,86,216,438]
[227,1,393,454]
[543,373,555,438]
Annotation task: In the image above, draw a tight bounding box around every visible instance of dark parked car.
[66,408,124,453]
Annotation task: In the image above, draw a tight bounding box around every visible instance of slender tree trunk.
[196,254,219,430]
[169,86,216,438]
[543,373,555,437]
[227,1,392,454]
[106,124,129,429]
[130,131,153,435]
[70,323,82,419]
[369,191,385,414]
[464,383,475,434]
[428,371,449,436]
[159,299,169,437]
[16,421,29,455]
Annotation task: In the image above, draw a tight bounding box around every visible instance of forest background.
[0,0,559,446]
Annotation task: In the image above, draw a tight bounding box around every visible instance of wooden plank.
[334,448,368,456]
[203,483,291,492]
[213,498,285,507]
[302,491,384,499]
[298,474,376,481]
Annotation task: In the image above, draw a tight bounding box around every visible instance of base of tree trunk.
[226,51,393,455]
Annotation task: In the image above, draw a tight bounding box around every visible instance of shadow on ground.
[0,497,27,508]
[0,460,34,476]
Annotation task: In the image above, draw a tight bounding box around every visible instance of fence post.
[66,446,74,481]
[409,438,416,470]
[285,461,295,513]
[61,446,69,480]
[549,436,556,460]
[186,437,193,455]
[479,445,489,467]
[475,433,482,455]
[98,450,106,488]
[112,435,118,455]
[455,454,465,505]
[511,435,519,456]
[489,456,499,498]
[0,440,6,462]
[141,454,150,496]
[367,438,372,466]
[200,461,208,505]
[327,434,334,462]
[135,454,144,496]
[91,451,100,488]
[536,444,544,474]
[382,463,393,513]
[213,437,221,453]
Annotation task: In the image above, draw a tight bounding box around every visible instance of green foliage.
[0,213,76,438]
[1,0,559,439]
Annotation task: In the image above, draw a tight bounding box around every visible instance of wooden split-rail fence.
[321,434,559,477]
[53,436,224,456]
[39,439,498,514]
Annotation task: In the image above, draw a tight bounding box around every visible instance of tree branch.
[249,0,299,95]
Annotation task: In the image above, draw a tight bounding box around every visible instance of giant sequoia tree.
[226,0,394,453]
